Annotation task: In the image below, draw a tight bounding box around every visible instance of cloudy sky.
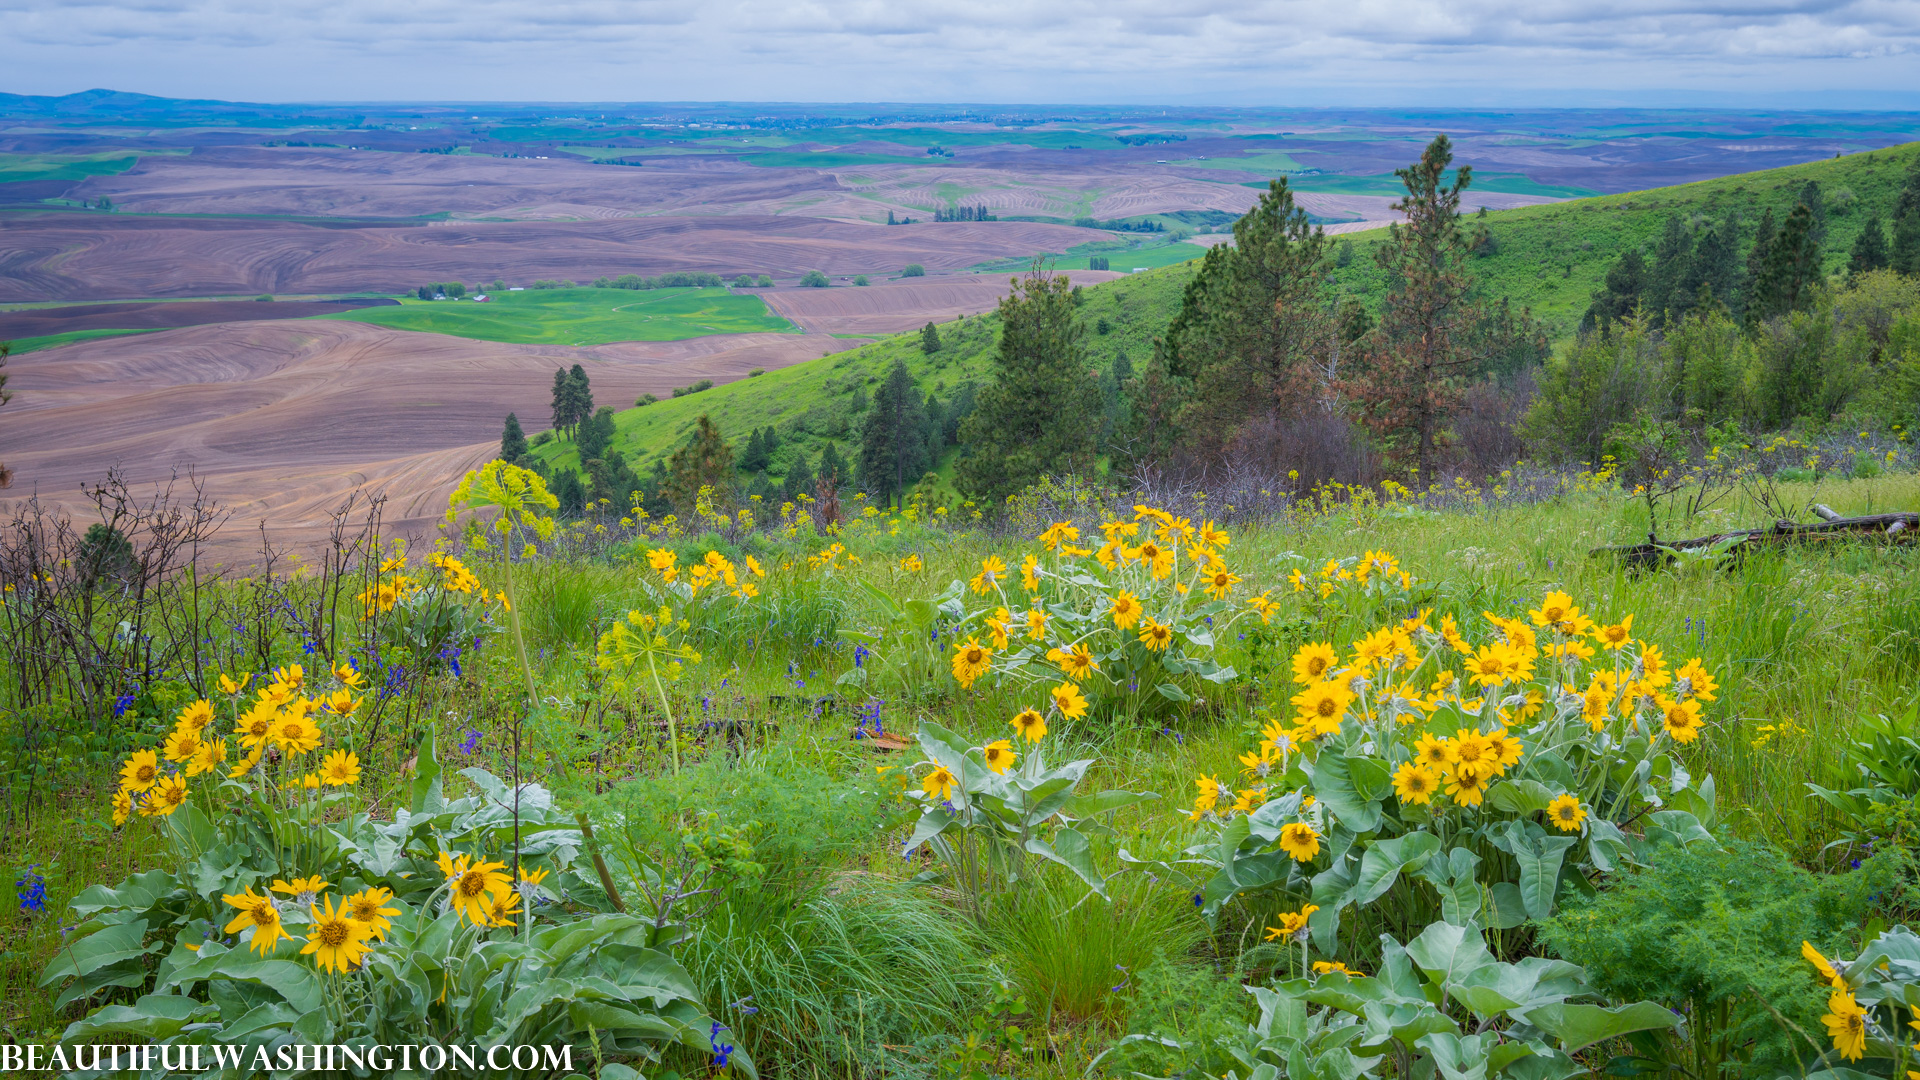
[3,0,1917,106]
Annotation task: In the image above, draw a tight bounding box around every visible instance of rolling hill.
[546,141,1920,489]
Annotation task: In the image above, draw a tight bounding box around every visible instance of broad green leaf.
[67,870,179,919]
[1347,755,1393,803]
[1516,1002,1682,1053]
[1025,827,1107,897]
[1487,883,1529,930]
[39,919,149,986]
[1353,832,1443,906]
[1505,820,1578,920]
[1308,752,1383,834]
[61,993,213,1042]
[1488,779,1556,815]
[1405,920,1492,989]
[1155,682,1192,702]
[410,728,444,815]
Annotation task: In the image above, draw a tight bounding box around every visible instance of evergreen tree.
[738,427,772,473]
[955,267,1101,504]
[1798,180,1828,248]
[1581,249,1647,334]
[1891,157,1920,276]
[663,415,733,512]
[1346,134,1492,489]
[1741,208,1777,315]
[817,442,849,493]
[578,406,617,464]
[1644,215,1694,325]
[857,358,931,507]
[549,367,572,438]
[1682,218,1739,310]
[1098,353,1134,451]
[920,321,942,354]
[587,449,641,510]
[551,469,587,516]
[1750,202,1821,322]
[942,382,976,445]
[565,365,594,438]
[781,454,815,503]
[1146,178,1331,461]
[1850,215,1891,276]
[500,412,528,462]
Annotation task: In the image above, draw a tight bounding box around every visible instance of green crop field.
[0,152,147,185]
[3,327,164,354]
[312,287,798,345]
[970,240,1211,275]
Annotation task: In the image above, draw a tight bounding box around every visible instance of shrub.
[636,393,658,407]
[902,264,925,277]
[1538,838,1910,1079]
[799,270,830,288]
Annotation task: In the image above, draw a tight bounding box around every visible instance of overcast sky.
[3,0,1917,107]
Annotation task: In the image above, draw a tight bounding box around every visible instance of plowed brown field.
[0,214,1106,302]
[0,320,853,553]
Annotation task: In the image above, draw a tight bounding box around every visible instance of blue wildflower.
[16,866,46,914]
[709,1021,734,1067]
[459,728,483,754]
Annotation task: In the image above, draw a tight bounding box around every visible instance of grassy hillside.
[536,141,1920,481]
[313,286,795,346]
[1328,141,1920,334]
[535,268,1194,476]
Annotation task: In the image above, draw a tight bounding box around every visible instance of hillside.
[534,268,1194,479]
[1328,140,1920,334]
[539,140,1920,486]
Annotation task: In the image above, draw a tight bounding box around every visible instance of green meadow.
[312,287,798,345]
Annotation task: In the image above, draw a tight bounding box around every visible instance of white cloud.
[0,0,1914,102]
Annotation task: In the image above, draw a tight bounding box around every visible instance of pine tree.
[781,454,815,503]
[500,413,528,462]
[817,442,848,492]
[1152,178,1331,460]
[1750,202,1821,322]
[1644,215,1694,326]
[564,365,594,439]
[1346,135,1490,489]
[1799,180,1828,248]
[551,469,587,516]
[1850,215,1891,276]
[955,267,1102,505]
[1892,157,1920,275]
[920,321,942,354]
[578,406,616,464]
[663,415,733,512]
[738,427,771,473]
[1741,208,1777,315]
[1581,250,1648,334]
[1682,218,1739,310]
[857,358,930,507]
[549,368,572,438]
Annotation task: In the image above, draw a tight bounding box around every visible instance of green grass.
[1,327,163,354]
[312,287,797,346]
[0,152,144,185]
[1283,171,1598,200]
[1327,141,1920,334]
[534,263,1193,475]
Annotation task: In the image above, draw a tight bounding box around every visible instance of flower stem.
[647,651,680,775]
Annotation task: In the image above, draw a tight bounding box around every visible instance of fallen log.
[1590,510,1919,568]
